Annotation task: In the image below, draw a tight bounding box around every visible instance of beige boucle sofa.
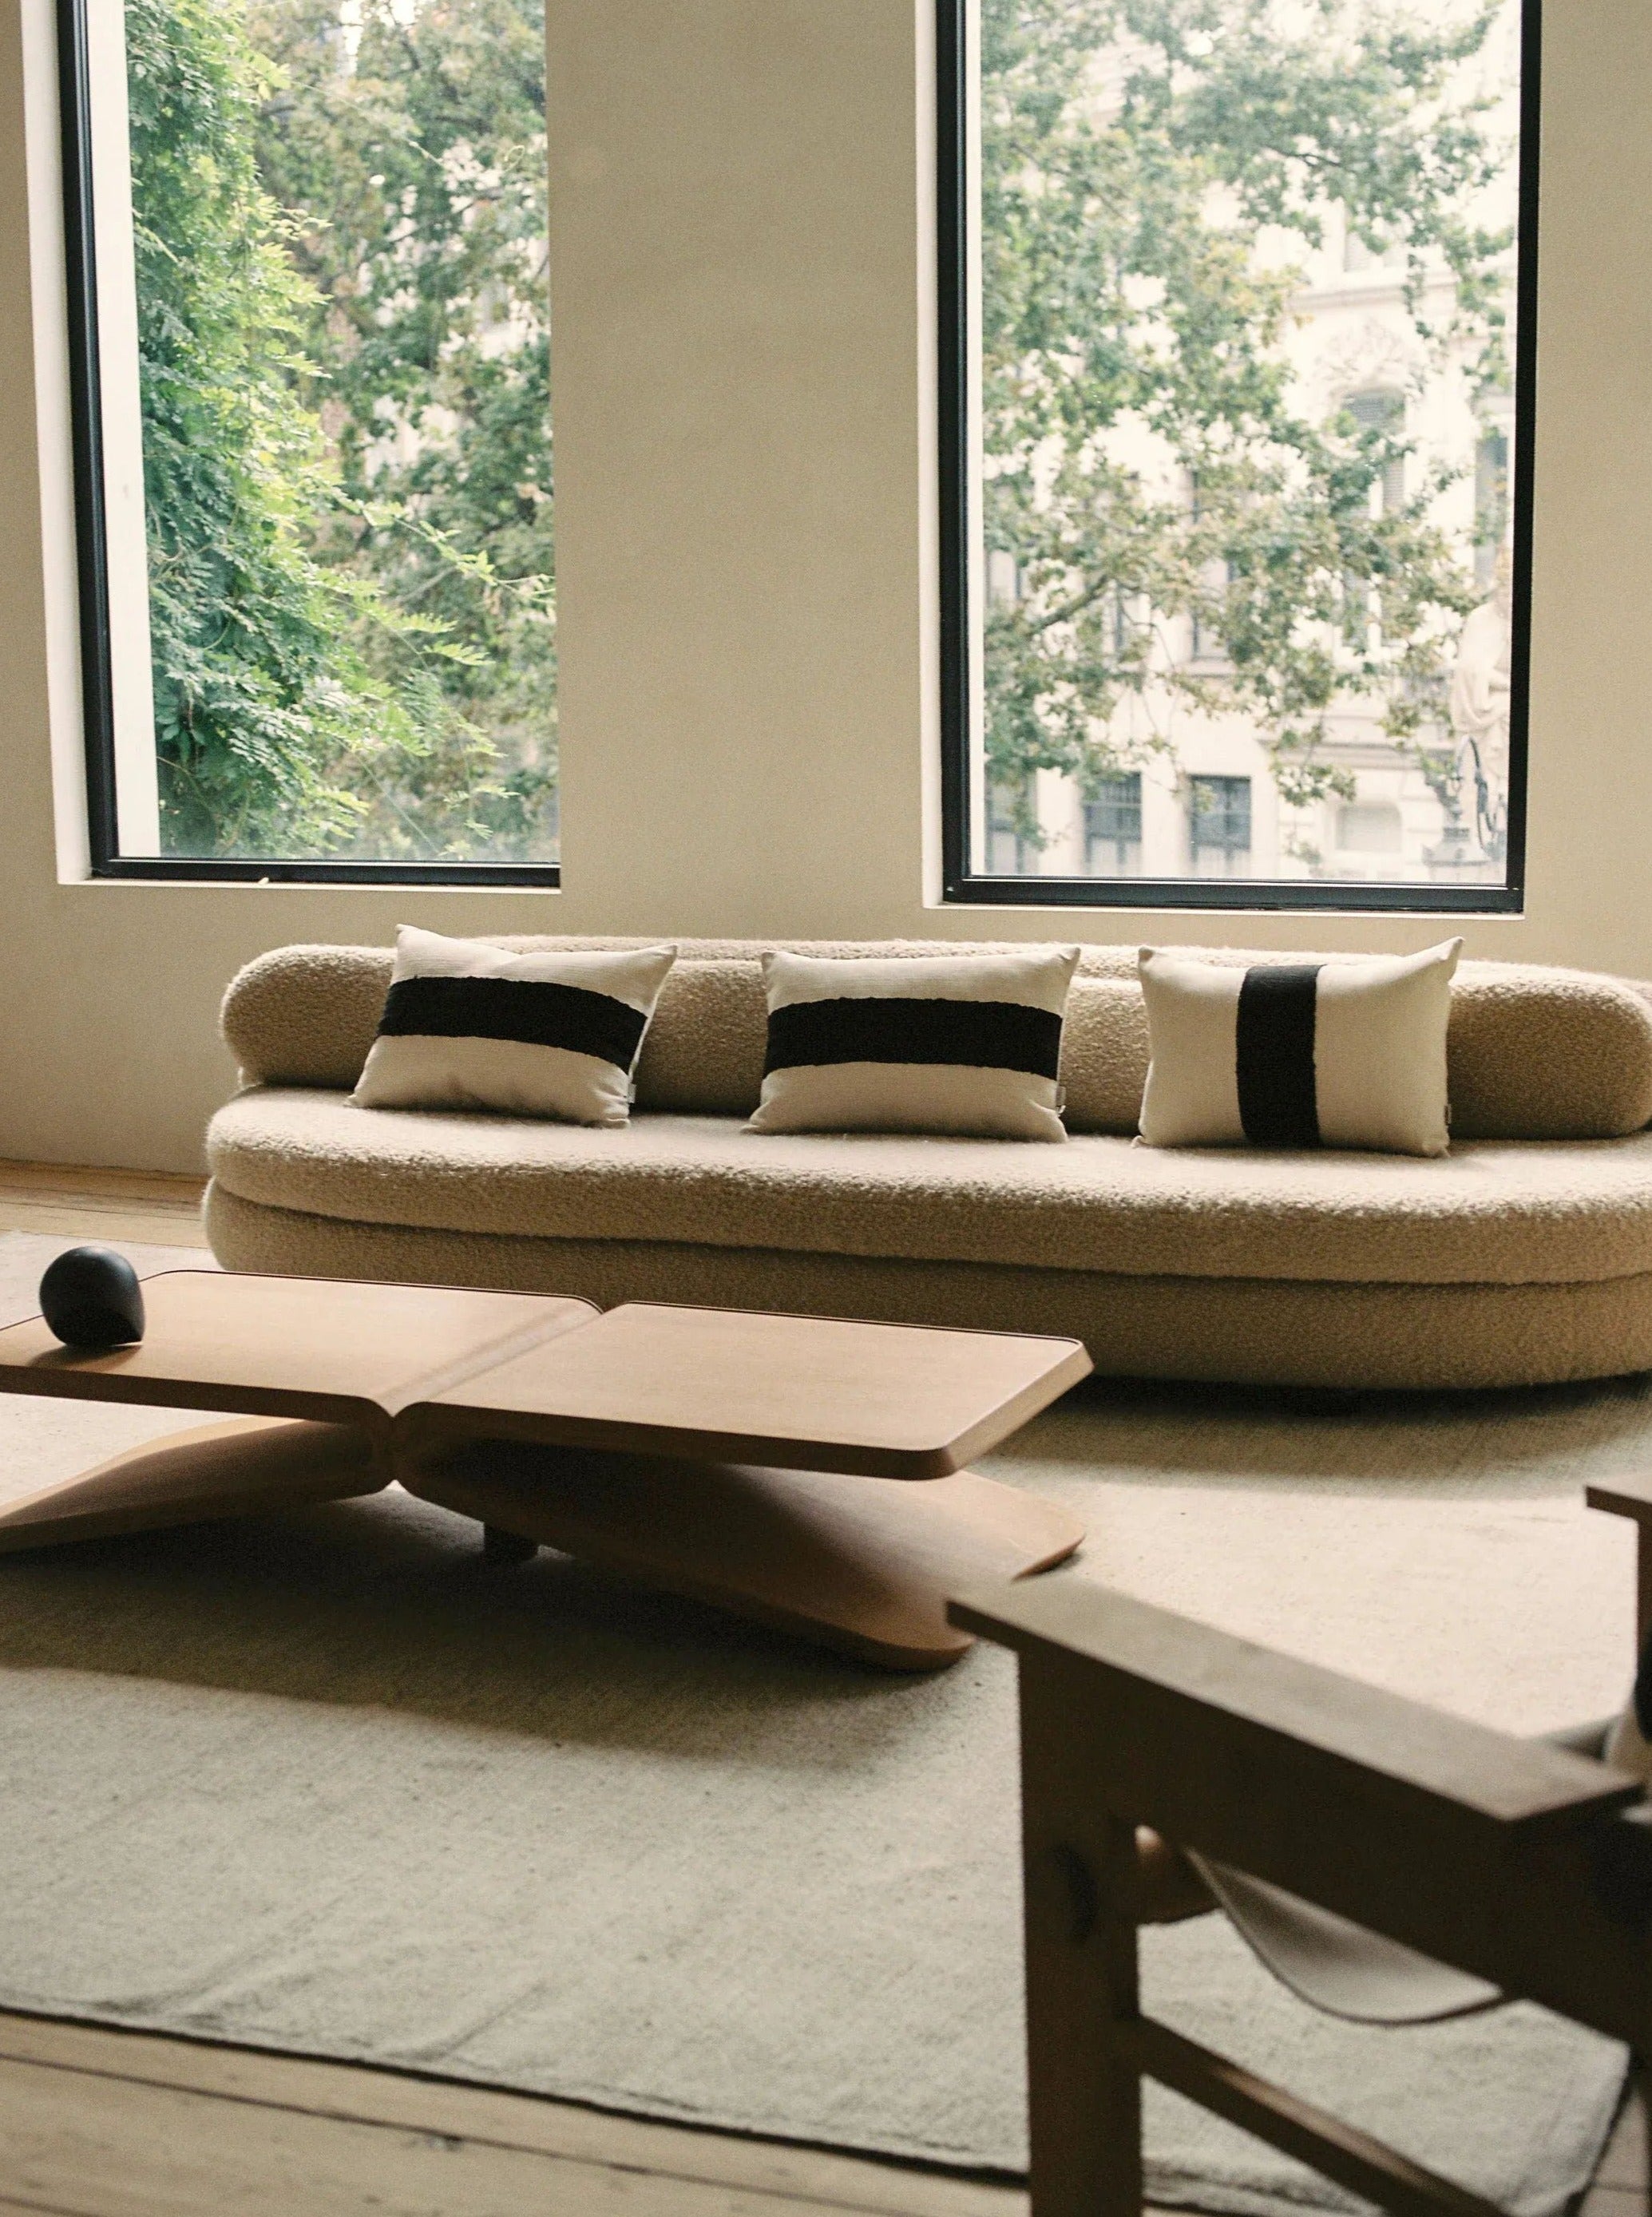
[205,937,1652,1392]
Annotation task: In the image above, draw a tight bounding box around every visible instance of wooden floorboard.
[0,2016,1020,2217]
[0,1162,208,1249]
[0,1165,1633,2217]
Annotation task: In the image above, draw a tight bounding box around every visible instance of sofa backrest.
[220,936,1652,1142]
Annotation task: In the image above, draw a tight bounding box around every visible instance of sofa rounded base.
[204,1182,1652,1393]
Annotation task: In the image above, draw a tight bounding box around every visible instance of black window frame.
[936,0,1540,915]
[55,0,561,887]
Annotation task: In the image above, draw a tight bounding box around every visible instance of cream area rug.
[0,1233,1638,2213]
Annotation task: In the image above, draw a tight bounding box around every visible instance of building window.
[1084,774,1143,876]
[987,778,1040,876]
[1343,226,1404,274]
[57,0,558,882]
[1189,775,1251,877]
[1336,802,1404,853]
[941,0,1534,911]
[1347,390,1407,514]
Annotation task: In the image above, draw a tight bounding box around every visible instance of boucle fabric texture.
[220,937,1652,1142]
[208,936,1652,1389]
[204,1182,1652,1389]
[1138,941,1460,1156]
[206,1091,1652,1288]
[749,946,1079,1141]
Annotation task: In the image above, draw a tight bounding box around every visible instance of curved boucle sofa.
[205,936,1652,1392]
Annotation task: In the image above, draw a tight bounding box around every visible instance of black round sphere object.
[39,1245,145,1350]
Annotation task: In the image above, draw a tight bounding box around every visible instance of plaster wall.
[0,0,1645,1173]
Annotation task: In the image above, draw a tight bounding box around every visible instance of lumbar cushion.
[1138,940,1462,1155]
[354,927,676,1126]
[747,947,1079,1140]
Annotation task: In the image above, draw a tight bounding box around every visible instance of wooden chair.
[949,1472,1652,2217]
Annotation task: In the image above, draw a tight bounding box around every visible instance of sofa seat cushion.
[207,1089,1652,1289]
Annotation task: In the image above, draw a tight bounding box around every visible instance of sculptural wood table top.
[0,1269,1093,1668]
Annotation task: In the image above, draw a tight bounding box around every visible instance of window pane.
[81,0,556,867]
[987,775,1040,875]
[1083,773,1141,876]
[1189,774,1252,877]
[964,0,1527,900]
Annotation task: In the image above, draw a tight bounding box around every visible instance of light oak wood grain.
[0,2015,1024,2217]
[0,1160,208,1249]
[0,1417,384,1552]
[0,1275,1089,1653]
[411,1302,1092,1478]
[952,1580,1638,1832]
[955,1571,1652,2217]
[1121,2020,1501,2217]
[0,1272,597,1431]
[405,1442,1084,1668]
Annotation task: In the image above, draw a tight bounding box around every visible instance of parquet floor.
[0,1162,1635,2217]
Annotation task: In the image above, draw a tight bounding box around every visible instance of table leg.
[402,1439,1084,1669]
[0,1417,387,1552]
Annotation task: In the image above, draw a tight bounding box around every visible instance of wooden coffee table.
[0,1271,1091,1668]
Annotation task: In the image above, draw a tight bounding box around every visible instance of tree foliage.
[981,0,1512,818]
[250,0,557,859]
[126,0,555,860]
[127,0,1509,858]
[128,0,477,855]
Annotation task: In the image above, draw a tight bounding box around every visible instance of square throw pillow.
[1137,939,1462,1156]
[748,947,1080,1141]
[354,927,676,1126]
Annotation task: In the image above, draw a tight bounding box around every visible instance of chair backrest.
[951,1573,1652,2217]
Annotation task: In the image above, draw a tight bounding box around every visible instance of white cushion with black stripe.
[1138,940,1462,1156]
[354,927,676,1126]
[747,947,1080,1141]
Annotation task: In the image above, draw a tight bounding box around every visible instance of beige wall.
[0,0,1646,1174]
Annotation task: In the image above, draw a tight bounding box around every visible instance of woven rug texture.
[0,1234,1637,2215]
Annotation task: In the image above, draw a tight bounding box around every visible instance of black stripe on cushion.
[763,996,1062,1079]
[378,975,649,1071]
[1235,964,1321,1147]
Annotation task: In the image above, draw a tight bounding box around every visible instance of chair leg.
[1020,1661,1144,2217]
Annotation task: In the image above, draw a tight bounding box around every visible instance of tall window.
[60,0,557,881]
[941,0,1535,910]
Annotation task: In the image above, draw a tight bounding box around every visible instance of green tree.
[981,0,1513,824]
[125,0,469,856]
[249,0,557,861]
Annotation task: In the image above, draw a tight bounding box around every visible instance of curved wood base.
[0,1417,387,1553]
[402,1441,1084,1670]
